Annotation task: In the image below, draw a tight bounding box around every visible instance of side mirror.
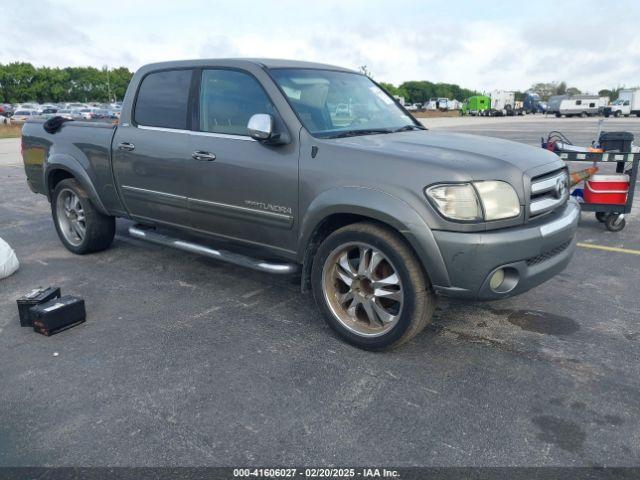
[247,113,274,141]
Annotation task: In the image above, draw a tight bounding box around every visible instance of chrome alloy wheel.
[56,188,86,246]
[322,242,404,337]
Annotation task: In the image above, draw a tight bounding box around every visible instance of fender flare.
[298,186,451,288]
[44,154,110,215]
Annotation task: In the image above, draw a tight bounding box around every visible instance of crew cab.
[21,59,579,350]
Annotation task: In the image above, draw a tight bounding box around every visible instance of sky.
[2,0,639,93]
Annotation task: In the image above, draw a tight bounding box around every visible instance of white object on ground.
[0,237,19,279]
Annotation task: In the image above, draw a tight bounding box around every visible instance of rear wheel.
[52,178,115,254]
[312,222,436,350]
[615,110,622,118]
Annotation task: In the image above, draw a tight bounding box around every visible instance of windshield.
[270,69,419,138]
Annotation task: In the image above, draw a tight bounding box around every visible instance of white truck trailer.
[485,90,521,116]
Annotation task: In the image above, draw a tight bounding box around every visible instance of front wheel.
[312,222,436,350]
[52,178,115,254]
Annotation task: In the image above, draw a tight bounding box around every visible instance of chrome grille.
[529,169,569,217]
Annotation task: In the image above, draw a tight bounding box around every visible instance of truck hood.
[330,130,563,178]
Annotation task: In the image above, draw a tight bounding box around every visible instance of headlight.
[425,181,520,222]
[474,181,521,220]
[425,184,482,221]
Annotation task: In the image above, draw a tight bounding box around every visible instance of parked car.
[90,109,113,120]
[21,59,579,350]
[78,108,94,120]
[0,104,14,117]
[17,103,39,111]
[12,110,38,122]
[65,103,88,110]
[38,104,58,114]
[56,109,75,120]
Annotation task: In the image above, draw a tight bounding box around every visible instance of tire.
[615,110,621,118]
[555,113,562,118]
[311,222,436,350]
[604,214,625,232]
[51,178,115,254]
[595,212,608,223]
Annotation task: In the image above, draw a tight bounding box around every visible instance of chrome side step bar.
[128,225,299,275]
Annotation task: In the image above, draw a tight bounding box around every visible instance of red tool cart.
[556,150,639,232]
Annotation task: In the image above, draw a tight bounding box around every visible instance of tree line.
[379,79,627,105]
[526,81,626,102]
[1,62,631,105]
[379,80,480,104]
[0,63,133,103]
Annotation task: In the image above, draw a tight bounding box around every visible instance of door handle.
[192,151,216,161]
[117,142,135,151]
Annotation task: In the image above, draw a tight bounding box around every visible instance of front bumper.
[431,199,580,300]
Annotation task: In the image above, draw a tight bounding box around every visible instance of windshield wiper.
[328,128,394,139]
[392,124,426,132]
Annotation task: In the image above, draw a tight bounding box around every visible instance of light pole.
[103,65,112,103]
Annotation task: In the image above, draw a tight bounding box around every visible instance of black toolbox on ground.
[31,295,86,336]
[599,131,634,152]
[16,287,61,327]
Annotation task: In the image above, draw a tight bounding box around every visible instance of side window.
[199,69,275,136]
[134,69,192,129]
[589,102,595,108]
[576,100,582,106]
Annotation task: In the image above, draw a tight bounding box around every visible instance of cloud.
[1,0,639,93]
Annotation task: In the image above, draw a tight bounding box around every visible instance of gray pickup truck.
[21,59,579,349]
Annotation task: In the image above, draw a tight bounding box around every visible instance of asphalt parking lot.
[1,116,639,467]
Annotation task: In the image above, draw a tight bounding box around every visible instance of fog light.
[489,269,505,291]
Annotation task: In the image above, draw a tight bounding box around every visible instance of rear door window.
[198,69,276,136]
[134,69,193,129]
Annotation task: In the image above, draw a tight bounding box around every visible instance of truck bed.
[21,119,124,214]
